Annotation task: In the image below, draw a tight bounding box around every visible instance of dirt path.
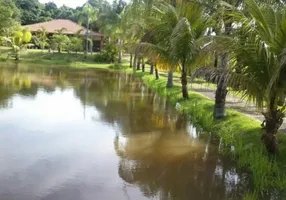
[161,72,286,132]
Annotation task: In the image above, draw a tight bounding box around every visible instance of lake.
[0,64,251,200]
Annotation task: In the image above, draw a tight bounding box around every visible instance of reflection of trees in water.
[0,65,88,108]
[114,131,251,200]
[68,71,251,199]
[72,71,182,135]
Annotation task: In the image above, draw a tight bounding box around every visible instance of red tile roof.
[23,19,103,37]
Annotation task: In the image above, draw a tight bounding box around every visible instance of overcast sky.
[39,0,86,8]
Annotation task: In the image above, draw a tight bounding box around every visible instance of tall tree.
[155,2,208,99]
[79,3,98,54]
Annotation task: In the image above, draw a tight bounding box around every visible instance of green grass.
[0,47,131,70]
[0,47,131,68]
[141,74,286,198]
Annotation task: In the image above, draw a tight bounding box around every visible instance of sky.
[39,0,86,8]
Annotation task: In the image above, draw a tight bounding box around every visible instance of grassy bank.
[140,74,286,199]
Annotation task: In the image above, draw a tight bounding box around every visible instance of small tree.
[52,34,70,53]
[2,28,32,60]
[69,37,84,54]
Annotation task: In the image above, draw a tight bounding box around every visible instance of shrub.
[94,42,119,63]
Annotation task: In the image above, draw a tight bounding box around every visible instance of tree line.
[0,0,126,29]
[113,0,286,154]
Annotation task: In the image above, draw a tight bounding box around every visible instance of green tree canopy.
[0,0,20,34]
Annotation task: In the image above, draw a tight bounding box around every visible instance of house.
[23,19,104,52]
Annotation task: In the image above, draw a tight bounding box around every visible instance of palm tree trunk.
[136,58,141,70]
[150,63,154,75]
[90,41,93,55]
[261,99,284,153]
[133,48,138,74]
[214,52,228,118]
[86,12,90,55]
[213,20,232,118]
[118,40,122,63]
[181,63,189,99]
[141,58,145,72]
[130,54,133,68]
[155,64,159,80]
[166,70,173,88]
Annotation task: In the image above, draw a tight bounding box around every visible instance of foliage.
[9,0,127,34]
[0,0,20,35]
[33,27,49,50]
[211,0,286,152]
[51,34,70,53]
[13,0,49,25]
[1,28,32,60]
[69,37,84,53]
[94,42,119,63]
[78,3,98,53]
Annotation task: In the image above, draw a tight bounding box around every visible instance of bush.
[94,42,119,63]
[94,53,109,62]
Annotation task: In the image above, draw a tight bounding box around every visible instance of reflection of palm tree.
[114,131,251,200]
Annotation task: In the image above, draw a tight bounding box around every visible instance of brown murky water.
[0,64,251,200]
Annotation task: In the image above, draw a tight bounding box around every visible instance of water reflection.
[0,63,252,200]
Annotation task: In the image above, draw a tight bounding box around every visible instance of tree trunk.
[15,53,19,61]
[213,20,231,118]
[166,70,173,88]
[214,52,228,118]
[150,63,154,75]
[142,58,145,72]
[136,58,141,70]
[155,65,159,80]
[181,64,189,99]
[133,48,138,74]
[261,109,284,153]
[90,43,93,55]
[130,54,133,68]
[86,14,90,55]
[118,50,122,63]
[118,41,122,63]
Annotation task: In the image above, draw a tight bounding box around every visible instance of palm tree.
[200,0,243,118]
[79,3,98,54]
[137,2,209,96]
[52,28,69,53]
[221,0,286,153]
[163,2,208,99]
[35,26,49,51]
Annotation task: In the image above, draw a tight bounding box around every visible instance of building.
[23,19,104,52]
